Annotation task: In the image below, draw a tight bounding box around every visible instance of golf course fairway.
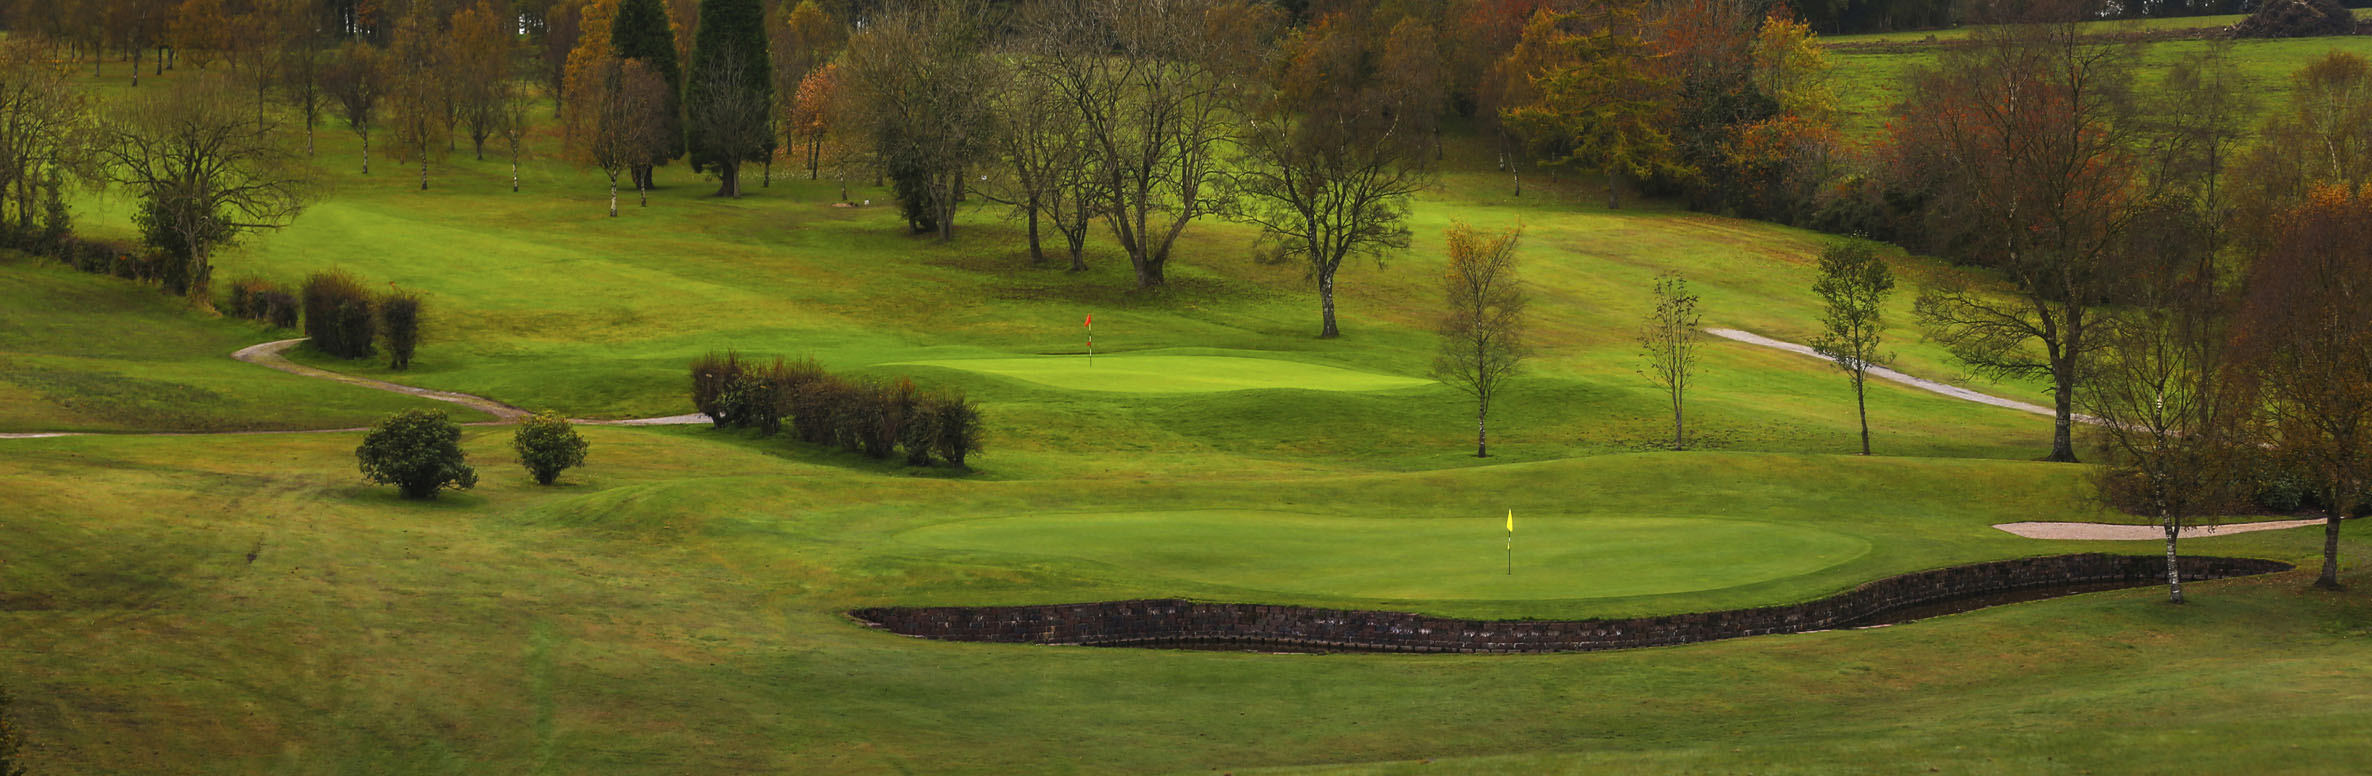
[901,510,1873,602]
[891,354,1433,393]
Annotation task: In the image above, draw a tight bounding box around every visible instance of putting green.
[901,510,1871,602]
[889,354,1432,393]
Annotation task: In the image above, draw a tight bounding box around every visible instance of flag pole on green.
[1505,508,1513,576]
[1084,313,1095,366]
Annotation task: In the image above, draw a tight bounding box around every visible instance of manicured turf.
[8,51,2372,775]
[892,353,1435,394]
[903,510,1870,601]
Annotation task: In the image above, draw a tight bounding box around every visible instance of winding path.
[1707,328,2347,542]
[0,338,707,439]
[1705,328,2100,425]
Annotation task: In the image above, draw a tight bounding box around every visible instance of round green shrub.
[512,412,589,486]
[356,409,478,499]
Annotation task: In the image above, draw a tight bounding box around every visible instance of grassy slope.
[1,428,2365,774]
[0,252,487,432]
[4,46,2370,774]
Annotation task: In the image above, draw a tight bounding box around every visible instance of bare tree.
[1234,13,1435,339]
[1021,0,1279,287]
[322,41,384,174]
[385,5,454,191]
[2082,283,2244,604]
[1896,8,2144,462]
[1639,272,1702,450]
[1433,222,1526,458]
[565,56,668,217]
[992,12,1099,269]
[267,0,327,156]
[1810,241,1895,456]
[0,38,96,233]
[96,74,317,297]
[839,0,998,241]
[496,76,532,192]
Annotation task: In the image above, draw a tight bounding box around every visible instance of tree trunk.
[762,157,771,188]
[1025,194,1044,264]
[2048,376,2078,462]
[473,136,485,161]
[1672,392,1684,450]
[419,153,429,190]
[716,162,740,198]
[510,146,520,192]
[2317,509,2344,590]
[1855,374,1872,455]
[1607,169,1624,210]
[808,139,819,179]
[2164,516,2185,604]
[637,177,648,207]
[1135,257,1165,287]
[608,178,619,217]
[1318,269,1339,339]
[1476,400,1489,458]
[361,132,370,174]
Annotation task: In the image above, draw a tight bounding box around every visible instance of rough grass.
[1,428,2365,774]
[0,252,487,432]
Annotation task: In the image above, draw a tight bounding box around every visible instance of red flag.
[1084,314,1093,327]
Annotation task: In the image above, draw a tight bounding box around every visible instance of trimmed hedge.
[380,292,421,370]
[688,351,982,468]
[302,271,375,359]
[226,277,300,329]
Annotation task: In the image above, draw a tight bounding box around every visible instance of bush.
[355,409,478,499]
[690,351,746,428]
[898,385,941,466]
[687,353,981,468]
[2232,0,2357,37]
[931,392,982,467]
[302,271,376,359]
[380,292,421,370]
[2256,468,2312,513]
[226,277,300,328]
[512,411,589,485]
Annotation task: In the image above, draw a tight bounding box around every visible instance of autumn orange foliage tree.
[1499,1,1683,209]
[2233,184,2372,590]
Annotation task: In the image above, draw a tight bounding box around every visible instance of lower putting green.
[901,510,1871,602]
[890,354,1432,393]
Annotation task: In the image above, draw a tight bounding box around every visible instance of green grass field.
[1829,25,2372,136]
[4,39,2371,773]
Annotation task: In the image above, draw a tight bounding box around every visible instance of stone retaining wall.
[848,554,2291,654]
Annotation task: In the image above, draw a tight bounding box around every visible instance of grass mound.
[902,510,1870,601]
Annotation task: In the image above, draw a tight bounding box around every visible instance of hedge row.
[299,271,424,370]
[691,352,982,467]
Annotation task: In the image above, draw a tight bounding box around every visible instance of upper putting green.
[902,510,1871,602]
[890,354,1433,394]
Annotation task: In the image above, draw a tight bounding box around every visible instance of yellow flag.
[1506,509,1513,535]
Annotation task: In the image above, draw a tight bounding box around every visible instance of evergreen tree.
[611,0,682,188]
[686,0,773,197]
